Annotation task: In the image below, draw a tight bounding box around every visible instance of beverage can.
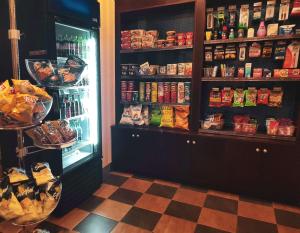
[184,82,191,103]
[158,82,164,103]
[177,82,185,104]
[145,82,151,102]
[178,63,186,76]
[139,82,145,102]
[163,82,171,103]
[151,82,158,103]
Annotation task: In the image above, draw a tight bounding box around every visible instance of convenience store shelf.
[120,45,193,54]
[201,77,300,82]
[204,34,300,45]
[198,128,297,142]
[121,75,192,80]
[120,101,190,106]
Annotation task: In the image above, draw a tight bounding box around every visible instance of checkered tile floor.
[1,171,300,233]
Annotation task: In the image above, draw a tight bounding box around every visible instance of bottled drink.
[78,95,83,115]
[56,35,63,57]
[70,95,76,117]
[78,36,83,58]
[71,121,78,141]
[82,36,88,59]
[76,121,83,141]
[59,96,66,119]
[63,34,71,57]
[74,95,80,116]
[74,36,80,56]
[65,95,71,118]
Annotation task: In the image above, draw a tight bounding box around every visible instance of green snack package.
[245,88,257,107]
[232,88,245,107]
[150,107,162,126]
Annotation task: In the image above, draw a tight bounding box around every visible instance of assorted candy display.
[0,79,52,126]
[0,163,61,225]
[26,120,77,147]
[121,29,193,50]
[121,81,191,104]
[26,56,87,87]
[209,87,283,108]
[120,105,190,130]
[121,62,192,76]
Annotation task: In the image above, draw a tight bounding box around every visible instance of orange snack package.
[174,106,190,130]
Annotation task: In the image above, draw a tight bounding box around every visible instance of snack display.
[174,106,190,130]
[160,106,175,128]
[266,118,295,136]
[26,56,87,87]
[0,80,53,127]
[201,114,224,130]
[233,115,258,134]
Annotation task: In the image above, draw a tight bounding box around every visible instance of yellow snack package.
[175,106,190,130]
[160,106,174,128]
[32,86,52,101]
[12,79,35,96]
[0,80,12,95]
[0,93,16,115]
[9,94,38,123]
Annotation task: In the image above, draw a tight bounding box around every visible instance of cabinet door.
[260,143,300,202]
[225,140,263,196]
[190,136,228,189]
[111,127,136,172]
[160,132,191,183]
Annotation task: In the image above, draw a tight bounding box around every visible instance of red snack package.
[257,88,270,105]
[221,87,233,107]
[209,88,222,107]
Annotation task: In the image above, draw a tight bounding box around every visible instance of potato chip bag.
[12,79,35,96]
[0,80,12,95]
[9,94,38,123]
[31,162,54,186]
[232,89,245,107]
[160,106,174,128]
[142,106,150,126]
[0,93,16,115]
[41,179,61,218]
[150,107,161,126]
[175,106,190,130]
[120,106,133,125]
[131,105,144,126]
[32,86,52,101]
[5,167,29,184]
[0,178,24,221]
[245,88,257,107]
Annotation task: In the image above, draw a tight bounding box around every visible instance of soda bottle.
[64,34,71,57]
[56,35,63,57]
[59,96,66,119]
[78,36,83,58]
[74,36,79,56]
[78,95,83,115]
[76,121,83,141]
[74,95,80,116]
[70,95,76,117]
[65,95,71,118]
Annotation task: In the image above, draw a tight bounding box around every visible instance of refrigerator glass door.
[55,22,100,169]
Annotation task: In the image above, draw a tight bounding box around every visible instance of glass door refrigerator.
[0,0,102,215]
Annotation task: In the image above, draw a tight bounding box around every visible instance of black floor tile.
[109,188,142,205]
[275,209,300,229]
[237,216,277,233]
[239,196,272,207]
[195,224,230,233]
[122,207,161,231]
[146,183,177,199]
[78,195,105,212]
[36,221,68,233]
[165,200,201,222]
[204,195,238,214]
[74,213,117,233]
[103,173,128,186]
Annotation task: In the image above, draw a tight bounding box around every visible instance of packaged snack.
[41,121,64,144]
[249,43,261,58]
[221,87,233,107]
[31,126,50,144]
[274,41,287,60]
[160,106,174,128]
[41,179,61,218]
[150,107,162,126]
[279,0,290,21]
[291,0,300,16]
[263,68,272,78]
[274,69,289,78]
[283,42,300,68]
[253,2,262,20]
[247,28,255,37]
[131,105,144,125]
[31,162,54,186]
[119,106,133,125]
[205,46,213,62]
[277,118,295,136]
[214,45,225,60]
[177,82,185,104]
[151,82,158,103]
[253,68,263,78]
[238,67,245,77]
[15,183,39,224]
[269,87,284,107]
[209,88,222,107]
[265,0,276,20]
[177,63,186,75]
[184,63,193,76]
[239,4,249,29]
[52,120,76,142]
[186,32,193,40]
[184,82,191,103]
[225,45,237,60]
[262,42,273,58]
[207,8,214,29]
[166,31,176,36]
[0,178,24,220]
[233,89,245,107]
[33,61,55,81]
[131,29,146,37]
[167,64,177,75]
[5,167,29,184]
[267,24,279,36]
[257,88,270,105]
[201,114,224,130]
[228,5,237,27]
[266,118,279,135]
[142,106,150,126]
[174,106,189,130]
[239,43,247,61]
[245,63,252,78]
[245,88,257,107]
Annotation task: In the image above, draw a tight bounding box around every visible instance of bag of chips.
[0,178,24,220]
[221,87,233,107]
[0,80,12,95]
[209,88,222,107]
[120,106,133,125]
[31,163,54,186]
[232,89,245,107]
[0,93,16,115]
[174,106,189,130]
[245,88,257,107]
[5,167,29,184]
[40,179,61,218]
[257,88,270,105]
[142,106,150,126]
[269,87,284,107]
[52,120,76,142]
[160,106,174,128]
[41,121,64,144]
[150,107,162,126]
[9,94,38,123]
[131,105,144,126]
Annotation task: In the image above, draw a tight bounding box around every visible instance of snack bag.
[0,80,12,95]
[12,79,35,96]
[131,105,144,126]
[0,93,16,115]
[221,88,233,107]
[209,88,222,107]
[33,186,43,216]
[245,88,257,107]
[31,162,54,186]
[41,121,64,144]
[29,126,50,145]
[120,106,133,125]
[0,178,24,220]
[269,87,284,107]
[174,106,189,130]
[40,179,61,218]
[142,106,150,126]
[150,107,162,126]
[32,86,52,101]
[15,183,39,224]
[52,120,76,142]
[232,89,245,107]
[5,167,29,184]
[33,61,55,81]
[9,94,38,123]
[160,106,174,128]
[257,88,270,105]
